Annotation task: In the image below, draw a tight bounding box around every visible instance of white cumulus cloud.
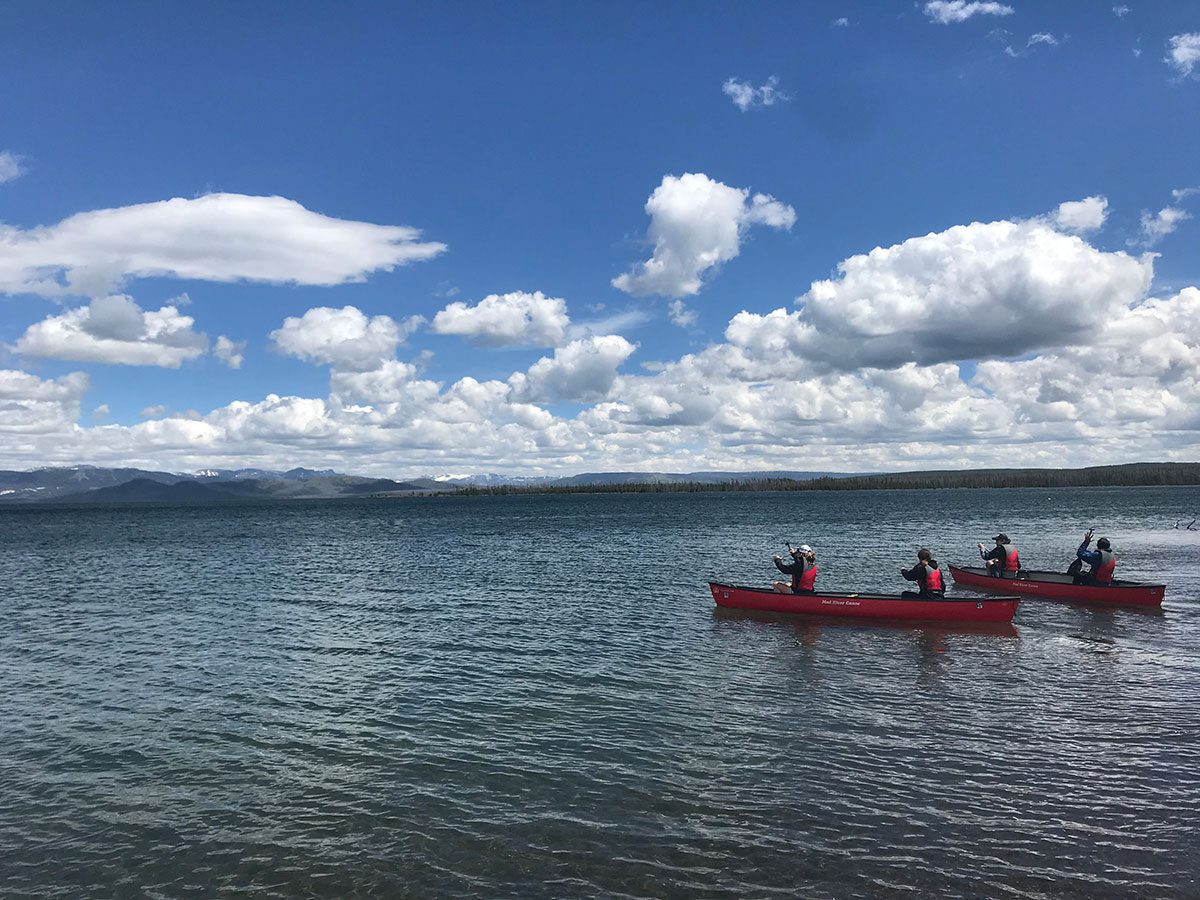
[1166,33,1200,77]
[974,287,1200,432]
[1054,196,1108,233]
[430,290,570,347]
[722,76,789,111]
[0,193,446,298]
[0,151,26,184]
[508,335,637,403]
[270,306,423,372]
[923,1,1014,24]
[613,173,795,299]
[214,335,247,369]
[13,295,209,368]
[724,217,1152,373]
[329,359,438,407]
[668,299,697,327]
[207,394,340,442]
[1134,206,1191,246]
[0,369,88,435]
[0,369,88,403]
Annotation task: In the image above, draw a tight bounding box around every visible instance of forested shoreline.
[450,463,1200,496]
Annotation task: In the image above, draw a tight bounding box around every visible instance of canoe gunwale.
[948,566,1165,590]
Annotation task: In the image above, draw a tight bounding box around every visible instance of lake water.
[2,487,1199,898]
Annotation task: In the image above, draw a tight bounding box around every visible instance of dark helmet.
[1097,537,1111,550]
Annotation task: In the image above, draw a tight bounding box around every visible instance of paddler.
[773,542,817,594]
[900,548,945,599]
[978,533,1021,578]
[1073,529,1116,585]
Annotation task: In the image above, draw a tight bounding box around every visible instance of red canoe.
[708,582,1019,623]
[949,566,1166,607]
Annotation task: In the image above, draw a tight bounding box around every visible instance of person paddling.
[978,534,1020,578]
[1072,529,1116,585]
[773,543,817,594]
[900,548,944,599]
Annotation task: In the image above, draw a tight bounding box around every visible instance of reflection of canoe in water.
[712,604,1020,638]
[949,566,1166,607]
[708,582,1019,623]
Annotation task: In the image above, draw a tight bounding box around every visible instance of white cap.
[799,544,812,553]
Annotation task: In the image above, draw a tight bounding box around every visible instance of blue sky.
[2,0,1199,477]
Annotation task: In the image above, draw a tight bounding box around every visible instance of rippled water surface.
[2,487,1199,898]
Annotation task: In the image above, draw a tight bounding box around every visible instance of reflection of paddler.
[900,548,944,599]
[773,542,817,594]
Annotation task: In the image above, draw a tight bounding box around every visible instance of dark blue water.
[2,487,1198,898]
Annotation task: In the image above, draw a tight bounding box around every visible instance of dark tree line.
[447,462,1200,497]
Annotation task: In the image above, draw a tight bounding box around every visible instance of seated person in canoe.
[978,533,1021,577]
[900,548,945,599]
[1071,529,1116,585]
[773,542,817,593]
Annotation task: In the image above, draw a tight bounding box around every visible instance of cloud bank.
[5,206,1200,477]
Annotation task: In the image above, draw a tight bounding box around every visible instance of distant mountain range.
[0,465,441,503]
[192,467,338,480]
[63,475,438,504]
[0,465,844,504]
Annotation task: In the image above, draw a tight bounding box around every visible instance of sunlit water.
[2,487,1198,898]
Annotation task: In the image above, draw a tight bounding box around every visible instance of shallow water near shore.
[2,486,1199,898]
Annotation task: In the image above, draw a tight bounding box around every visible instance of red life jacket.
[1003,544,1020,572]
[924,564,943,591]
[1094,549,1115,583]
[797,561,817,591]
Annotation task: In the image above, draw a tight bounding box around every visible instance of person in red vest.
[1074,529,1116,585]
[978,534,1021,577]
[773,542,817,593]
[900,548,945,598]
